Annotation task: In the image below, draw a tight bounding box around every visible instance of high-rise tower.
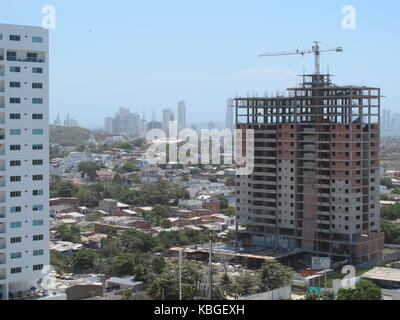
[0,24,50,299]
[235,71,384,265]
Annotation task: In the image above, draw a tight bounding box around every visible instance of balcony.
[0,144,4,156]
[6,50,45,63]
[0,254,5,265]
[0,176,5,188]
[0,97,4,109]
[0,81,4,93]
[0,238,5,250]
[0,65,3,76]
[0,161,4,172]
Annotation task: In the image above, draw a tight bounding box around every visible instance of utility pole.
[208,231,213,300]
[179,248,183,301]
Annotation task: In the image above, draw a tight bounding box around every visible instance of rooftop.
[361,267,400,282]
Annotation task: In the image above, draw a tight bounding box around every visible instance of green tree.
[381,203,400,220]
[71,249,99,273]
[79,162,100,181]
[147,261,204,300]
[111,253,137,276]
[220,273,232,298]
[381,177,393,189]
[151,256,166,274]
[57,181,77,198]
[217,195,229,210]
[86,210,103,222]
[160,218,172,229]
[56,225,81,243]
[120,162,141,173]
[337,280,382,300]
[231,271,255,299]
[50,250,71,274]
[255,260,293,293]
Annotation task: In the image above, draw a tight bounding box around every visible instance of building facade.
[0,24,50,300]
[235,72,384,265]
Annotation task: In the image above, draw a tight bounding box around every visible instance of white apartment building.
[0,24,50,300]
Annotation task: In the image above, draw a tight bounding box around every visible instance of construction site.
[234,42,384,266]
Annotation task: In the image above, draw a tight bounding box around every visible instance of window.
[33,190,44,196]
[11,267,22,274]
[7,51,16,61]
[33,205,44,212]
[10,221,22,228]
[33,264,44,271]
[9,35,21,41]
[10,207,21,213]
[33,220,44,226]
[9,113,21,120]
[33,175,43,181]
[10,160,21,166]
[27,52,37,62]
[10,129,21,136]
[32,98,43,104]
[33,160,43,166]
[32,83,43,89]
[9,82,21,88]
[10,191,21,198]
[32,144,43,150]
[10,145,21,151]
[10,176,21,182]
[10,98,21,104]
[33,234,44,241]
[11,252,22,259]
[32,67,43,74]
[10,237,21,244]
[10,66,21,73]
[32,129,43,135]
[33,250,44,256]
[32,114,43,120]
[32,36,43,43]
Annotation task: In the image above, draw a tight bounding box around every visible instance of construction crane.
[259,41,343,75]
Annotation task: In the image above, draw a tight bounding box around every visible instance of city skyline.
[0,1,399,128]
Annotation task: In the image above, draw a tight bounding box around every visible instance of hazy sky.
[1,0,399,128]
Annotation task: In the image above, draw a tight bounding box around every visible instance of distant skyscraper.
[386,110,392,131]
[393,113,400,134]
[226,98,234,130]
[53,113,61,126]
[104,108,142,138]
[63,114,79,128]
[178,101,186,131]
[162,109,175,132]
[0,23,50,300]
[382,110,387,131]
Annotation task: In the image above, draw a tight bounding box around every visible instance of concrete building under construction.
[234,68,384,265]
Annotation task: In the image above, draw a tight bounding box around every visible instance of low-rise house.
[50,204,75,218]
[99,199,130,214]
[65,212,86,223]
[96,170,115,182]
[50,241,83,256]
[87,234,108,249]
